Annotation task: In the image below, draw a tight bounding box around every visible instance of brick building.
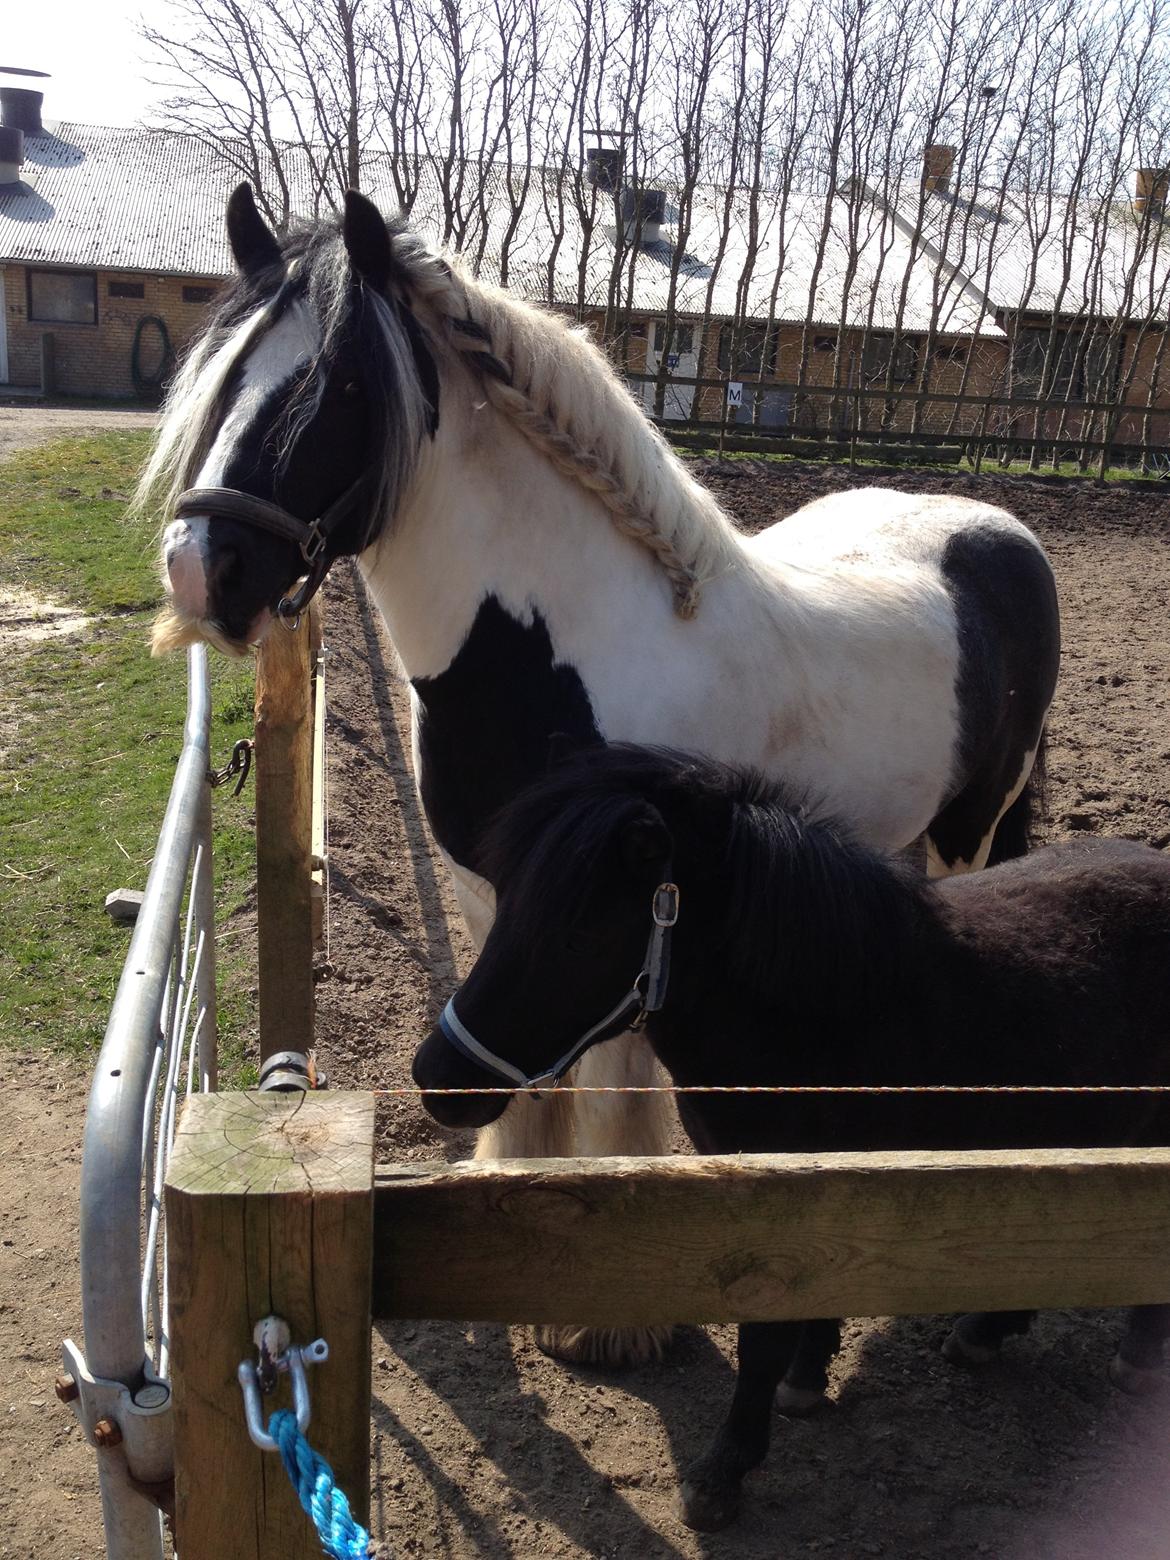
[1,82,1165,455]
[0,88,228,400]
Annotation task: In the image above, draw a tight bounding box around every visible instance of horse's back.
[747,486,1044,573]
[939,837,1170,979]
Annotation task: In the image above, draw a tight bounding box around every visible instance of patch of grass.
[674,439,1165,484]
[0,433,259,1083]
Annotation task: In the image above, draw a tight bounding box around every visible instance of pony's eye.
[343,380,362,399]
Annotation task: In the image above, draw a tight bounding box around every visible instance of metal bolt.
[54,1373,79,1405]
[93,1418,123,1449]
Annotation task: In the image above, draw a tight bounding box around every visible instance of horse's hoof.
[1109,1353,1166,1396]
[942,1324,1001,1368]
[675,1477,742,1532]
[534,1324,672,1368]
[775,1382,831,1417]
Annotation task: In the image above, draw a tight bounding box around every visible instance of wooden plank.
[167,1092,375,1560]
[254,616,315,1062]
[373,1148,1170,1325]
[309,603,326,954]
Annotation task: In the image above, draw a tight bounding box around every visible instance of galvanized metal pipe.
[78,646,214,1560]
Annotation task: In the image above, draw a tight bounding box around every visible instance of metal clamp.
[238,1317,330,1453]
[207,738,253,797]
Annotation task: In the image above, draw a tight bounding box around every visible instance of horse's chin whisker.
[150,605,251,659]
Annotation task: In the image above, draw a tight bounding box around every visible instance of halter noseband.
[437,878,680,1090]
[173,478,365,622]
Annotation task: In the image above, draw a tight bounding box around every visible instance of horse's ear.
[547,729,604,770]
[619,808,672,875]
[226,183,282,274]
[343,189,393,292]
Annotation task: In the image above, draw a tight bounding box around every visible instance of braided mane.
[138,217,744,618]
[383,232,743,617]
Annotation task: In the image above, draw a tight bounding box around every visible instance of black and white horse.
[411,742,1170,1530]
[143,183,1060,1363]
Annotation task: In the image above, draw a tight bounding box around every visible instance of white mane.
[138,217,745,619]
[393,242,744,615]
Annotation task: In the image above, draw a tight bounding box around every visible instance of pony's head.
[412,750,680,1128]
[143,184,442,653]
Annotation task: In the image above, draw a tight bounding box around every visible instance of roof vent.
[0,123,23,187]
[923,144,956,193]
[586,147,623,193]
[0,67,48,135]
[621,186,665,245]
[1134,168,1168,218]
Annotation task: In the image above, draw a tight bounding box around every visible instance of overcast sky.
[5,0,168,127]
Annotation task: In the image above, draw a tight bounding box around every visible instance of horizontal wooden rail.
[374,1148,1170,1325]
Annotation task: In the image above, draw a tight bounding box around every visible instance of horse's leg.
[927,738,1043,877]
[534,1033,677,1367]
[677,1321,803,1531]
[775,1318,841,1415]
[942,1309,1035,1367]
[1110,1304,1170,1395]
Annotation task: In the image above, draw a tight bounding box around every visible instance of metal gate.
[62,646,218,1558]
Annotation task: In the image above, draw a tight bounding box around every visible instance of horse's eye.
[343,380,362,399]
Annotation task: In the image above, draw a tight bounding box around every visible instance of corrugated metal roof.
[884,183,1170,320]
[0,121,1001,333]
[0,123,233,276]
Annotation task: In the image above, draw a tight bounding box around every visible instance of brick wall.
[2,265,223,399]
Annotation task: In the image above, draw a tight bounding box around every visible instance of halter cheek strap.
[437,878,680,1090]
[173,477,366,622]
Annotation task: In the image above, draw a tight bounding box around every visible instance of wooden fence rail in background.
[167,1092,1170,1559]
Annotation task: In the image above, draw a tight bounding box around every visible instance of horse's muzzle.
[411,1027,511,1128]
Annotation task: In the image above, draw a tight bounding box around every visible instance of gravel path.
[0,404,157,459]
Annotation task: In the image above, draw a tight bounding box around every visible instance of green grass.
[674,439,1164,484]
[0,433,259,1082]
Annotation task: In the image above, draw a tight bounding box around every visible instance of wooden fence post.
[166,1091,375,1560]
[254,616,316,1063]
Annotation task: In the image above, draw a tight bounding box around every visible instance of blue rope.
[269,1409,373,1560]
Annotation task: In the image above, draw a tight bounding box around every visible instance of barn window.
[1013,328,1121,401]
[934,340,968,364]
[718,323,778,376]
[27,269,97,325]
[862,332,921,383]
[108,280,145,299]
[652,320,694,356]
[182,284,217,304]
[814,335,838,353]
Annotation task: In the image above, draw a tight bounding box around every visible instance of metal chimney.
[621,186,666,245]
[0,124,23,186]
[0,66,49,136]
[586,147,622,193]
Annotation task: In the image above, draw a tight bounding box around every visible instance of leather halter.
[437,878,680,1090]
[173,478,365,621]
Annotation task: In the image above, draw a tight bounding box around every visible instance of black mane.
[480,742,934,1015]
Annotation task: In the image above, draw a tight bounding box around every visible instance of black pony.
[412,743,1170,1530]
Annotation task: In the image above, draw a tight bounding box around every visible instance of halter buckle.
[652,883,680,927]
[300,520,327,565]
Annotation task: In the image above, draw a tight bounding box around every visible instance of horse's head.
[412,756,678,1128]
[146,184,440,653]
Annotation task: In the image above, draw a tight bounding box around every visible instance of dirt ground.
[6,455,1170,1558]
[0,404,157,461]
